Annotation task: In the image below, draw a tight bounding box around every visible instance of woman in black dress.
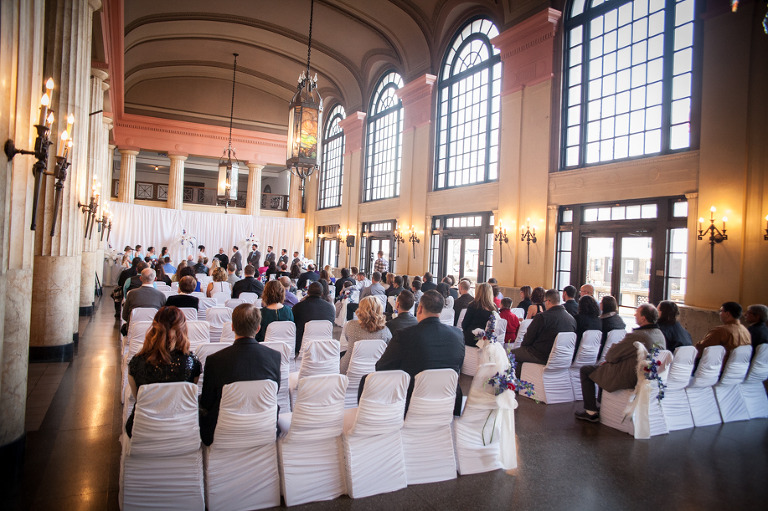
[599,295,626,357]
[517,285,532,313]
[574,295,601,356]
[526,286,546,320]
[657,300,693,352]
[461,282,497,346]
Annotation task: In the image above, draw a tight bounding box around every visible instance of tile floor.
[10,294,768,510]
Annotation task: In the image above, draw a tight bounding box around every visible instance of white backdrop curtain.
[107,203,305,265]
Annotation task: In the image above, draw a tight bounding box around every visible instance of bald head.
[140,268,156,284]
[580,284,594,297]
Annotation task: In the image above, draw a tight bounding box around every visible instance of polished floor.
[11,294,768,510]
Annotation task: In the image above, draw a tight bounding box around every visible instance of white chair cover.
[204,306,232,343]
[300,320,334,357]
[344,340,388,408]
[225,298,244,309]
[178,307,198,321]
[456,308,467,328]
[453,363,516,474]
[511,308,525,320]
[335,298,349,327]
[512,319,532,349]
[219,322,236,343]
[742,344,768,419]
[439,308,455,326]
[342,370,410,499]
[197,297,216,314]
[195,273,207,282]
[263,341,292,412]
[171,281,179,291]
[599,329,626,363]
[195,342,231,395]
[239,292,258,304]
[130,307,157,323]
[121,320,153,406]
[204,380,280,511]
[569,330,602,400]
[265,321,297,372]
[402,369,458,485]
[187,320,211,353]
[494,317,507,343]
[714,345,752,423]
[278,374,348,507]
[462,345,480,377]
[120,382,203,510]
[289,340,341,409]
[190,291,206,300]
[662,346,697,431]
[520,332,577,404]
[160,289,173,299]
[685,345,725,427]
[212,291,231,305]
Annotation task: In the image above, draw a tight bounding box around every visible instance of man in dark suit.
[563,285,578,317]
[264,246,276,265]
[291,282,335,355]
[121,268,167,333]
[247,244,261,269]
[213,248,229,268]
[385,290,417,334]
[421,272,437,292]
[296,264,320,290]
[165,276,200,310]
[334,268,354,300]
[230,246,243,276]
[452,279,474,326]
[510,288,576,376]
[123,261,149,296]
[278,249,289,266]
[385,275,404,298]
[199,303,281,445]
[231,265,265,298]
[375,290,465,415]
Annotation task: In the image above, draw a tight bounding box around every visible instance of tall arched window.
[562,0,697,168]
[364,71,403,202]
[435,18,501,190]
[318,104,346,209]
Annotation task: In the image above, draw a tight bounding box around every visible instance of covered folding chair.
[190,291,206,300]
[599,329,626,363]
[439,308,455,326]
[225,298,244,309]
[344,340,388,408]
[130,307,157,323]
[685,345,726,427]
[742,344,768,419]
[494,318,507,343]
[289,340,340,409]
[212,291,231,305]
[512,319,532,349]
[511,308,525,320]
[121,320,153,408]
[186,320,211,353]
[402,369,458,485]
[171,281,179,291]
[263,341,292,412]
[278,374,348,507]
[265,321,297,371]
[335,299,349,327]
[714,345,752,423]
[178,307,198,321]
[239,292,258,304]
[520,332,577,404]
[204,307,232,342]
[120,382,204,510]
[219,322,236,343]
[342,370,410,498]
[198,297,216,315]
[569,330,602,401]
[462,345,480,377]
[195,342,231,395]
[453,363,517,474]
[662,346,697,431]
[204,381,280,511]
[300,320,334,357]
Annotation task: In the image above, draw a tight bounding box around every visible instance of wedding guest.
[291,282,335,354]
[657,300,693,352]
[745,304,768,349]
[256,280,294,343]
[461,282,497,346]
[206,267,231,298]
[279,276,299,308]
[166,276,199,310]
[499,297,521,343]
[154,264,172,286]
[162,256,176,275]
[226,263,241,287]
[563,285,579,317]
[339,296,392,374]
[436,282,454,309]
[231,265,264,298]
[574,295,601,356]
[599,295,626,357]
[177,266,201,292]
[527,286,546,319]
[695,301,751,362]
[517,285,533,314]
[453,279,474,326]
[386,290,418,335]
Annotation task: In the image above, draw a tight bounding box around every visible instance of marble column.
[31,0,100,360]
[95,118,113,286]
[166,153,187,209]
[0,0,45,460]
[117,148,139,203]
[287,172,303,218]
[245,163,264,216]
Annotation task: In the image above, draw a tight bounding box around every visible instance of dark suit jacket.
[385,312,418,335]
[118,267,137,288]
[421,281,437,293]
[334,276,354,299]
[213,253,229,268]
[231,277,264,298]
[521,304,577,362]
[165,294,200,310]
[278,254,289,266]
[749,322,768,349]
[247,250,261,268]
[122,285,166,324]
[199,337,281,446]
[265,251,276,264]
[296,270,319,290]
[291,296,335,353]
[230,251,243,273]
[564,299,579,317]
[453,293,474,326]
[375,316,465,415]
[385,285,403,298]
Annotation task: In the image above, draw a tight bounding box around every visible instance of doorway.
[445,237,481,283]
[584,235,652,307]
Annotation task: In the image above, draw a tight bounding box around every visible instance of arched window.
[318,104,346,209]
[562,0,697,168]
[364,71,403,202]
[435,18,501,190]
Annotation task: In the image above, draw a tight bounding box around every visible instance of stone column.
[95,117,113,286]
[117,148,139,203]
[245,163,264,216]
[337,112,366,268]
[30,0,100,360]
[287,172,303,218]
[166,153,187,209]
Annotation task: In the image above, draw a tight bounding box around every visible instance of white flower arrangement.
[245,232,259,246]
[179,229,197,248]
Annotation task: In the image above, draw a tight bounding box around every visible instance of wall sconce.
[698,206,727,274]
[305,231,312,244]
[78,178,100,239]
[408,225,420,259]
[520,218,537,264]
[764,215,768,241]
[393,223,405,259]
[494,220,509,263]
[96,205,112,242]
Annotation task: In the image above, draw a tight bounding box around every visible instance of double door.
[444,236,481,283]
[583,234,653,308]
[362,236,393,274]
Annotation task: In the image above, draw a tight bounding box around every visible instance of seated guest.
[599,295,626,357]
[437,282,454,309]
[575,304,665,423]
[232,265,265,298]
[375,290,465,415]
[199,303,281,446]
[122,268,166,334]
[258,263,270,277]
[411,279,423,311]
[526,286,546,319]
[453,279,474,326]
[279,262,291,278]
[517,285,532,314]
[226,262,241,287]
[172,261,187,282]
[745,304,768,349]
[265,260,279,280]
[386,290,417,335]
[354,271,370,291]
[206,267,231,298]
[580,283,595,298]
[385,275,404,298]
[339,296,392,374]
[421,272,437,292]
[318,269,334,302]
[177,266,201,292]
[323,266,336,284]
[498,297,521,343]
[154,264,172,286]
[334,268,354,300]
[162,256,176,275]
[360,271,386,300]
[339,280,360,321]
[461,282,497,346]
[193,256,209,275]
[116,256,142,316]
[124,261,150,295]
[292,282,335,355]
[384,272,395,290]
[695,301,751,362]
[126,306,201,436]
[209,258,221,276]
[279,276,299,308]
[296,264,320,290]
[256,280,294,343]
[289,263,302,280]
[574,295,601,355]
[491,284,502,309]
[657,300,693,352]
[510,289,576,376]
[562,285,578,317]
[165,276,200,310]
[443,276,459,300]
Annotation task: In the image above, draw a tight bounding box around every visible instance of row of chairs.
[121,362,515,510]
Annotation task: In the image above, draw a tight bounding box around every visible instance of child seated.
[498,297,521,343]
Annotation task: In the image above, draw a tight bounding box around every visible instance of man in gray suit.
[121,268,166,332]
[360,271,385,300]
[385,290,417,334]
[230,246,243,276]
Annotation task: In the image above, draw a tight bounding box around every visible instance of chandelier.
[286,0,323,213]
[218,53,241,214]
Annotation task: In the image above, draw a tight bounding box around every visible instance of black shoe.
[575,410,600,423]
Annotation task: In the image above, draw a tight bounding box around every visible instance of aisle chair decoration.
[620,343,669,439]
[463,312,498,376]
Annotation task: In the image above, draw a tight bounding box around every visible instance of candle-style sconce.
[698,206,727,274]
[78,179,100,239]
[305,231,312,244]
[494,220,509,263]
[393,224,406,259]
[408,225,420,259]
[520,218,537,264]
[96,205,112,242]
[763,215,768,241]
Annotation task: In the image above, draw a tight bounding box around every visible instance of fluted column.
[245,162,264,216]
[166,153,187,210]
[117,148,138,203]
[287,172,303,218]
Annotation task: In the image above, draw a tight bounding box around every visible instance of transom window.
[318,104,345,209]
[562,0,697,168]
[364,72,403,202]
[435,18,501,190]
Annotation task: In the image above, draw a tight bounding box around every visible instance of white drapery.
[108,202,305,264]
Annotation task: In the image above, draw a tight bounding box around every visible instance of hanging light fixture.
[286,0,323,213]
[218,53,241,214]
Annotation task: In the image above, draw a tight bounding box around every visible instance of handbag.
[111,286,123,302]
